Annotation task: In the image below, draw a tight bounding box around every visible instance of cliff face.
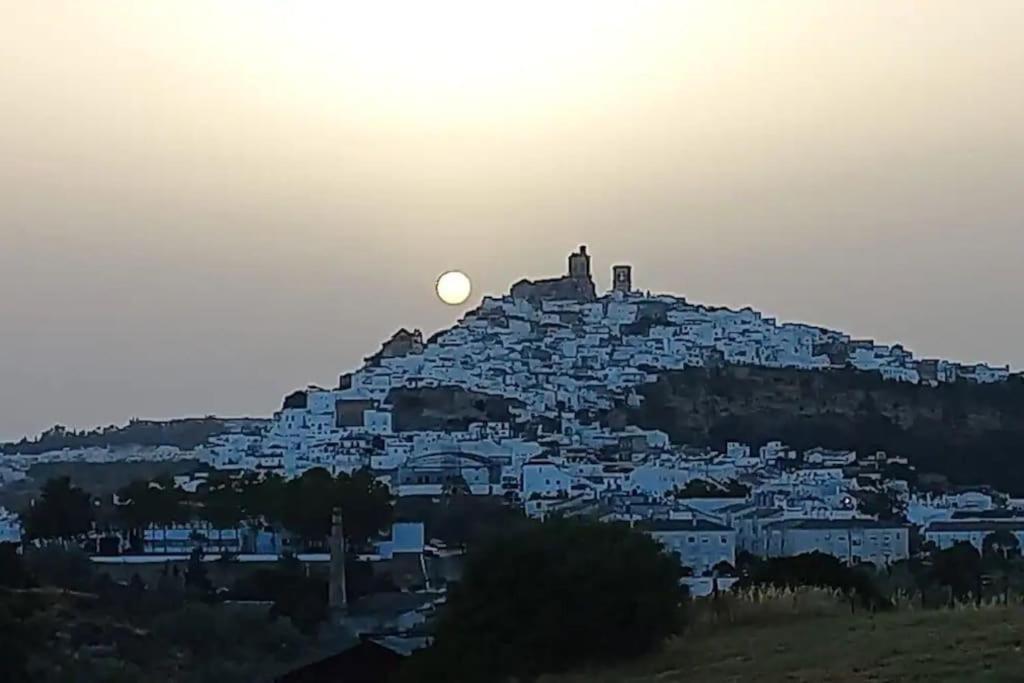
[388,387,520,432]
[617,365,1024,493]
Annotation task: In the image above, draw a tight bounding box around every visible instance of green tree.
[23,477,93,541]
[197,475,245,531]
[400,517,686,682]
[982,529,1021,562]
[856,489,908,522]
[736,551,889,609]
[430,493,529,549]
[116,477,188,551]
[931,541,982,603]
[278,468,392,549]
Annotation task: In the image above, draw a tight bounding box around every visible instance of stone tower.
[612,264,632,293]
[568,245,591,279]
[328,508,348,614]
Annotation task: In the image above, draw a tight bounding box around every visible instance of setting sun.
[436,270,472,305]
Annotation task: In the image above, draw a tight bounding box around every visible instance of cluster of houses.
[2,247,1022,590]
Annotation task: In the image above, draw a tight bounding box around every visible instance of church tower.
[612,264,632,293]
[568,245,591,279]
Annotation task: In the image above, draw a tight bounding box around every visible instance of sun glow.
[248,1,706,116]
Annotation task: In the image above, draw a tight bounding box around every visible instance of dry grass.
[543,589,1024,683]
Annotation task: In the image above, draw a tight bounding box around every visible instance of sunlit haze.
[2,1,1023,439]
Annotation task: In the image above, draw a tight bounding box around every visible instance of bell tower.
[612,264,632,293]
[568,245,591,279]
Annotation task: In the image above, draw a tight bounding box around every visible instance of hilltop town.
[3,248,1023,575]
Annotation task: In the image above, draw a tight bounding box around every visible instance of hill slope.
[546,605,1024,683]
[618,365,1024,493]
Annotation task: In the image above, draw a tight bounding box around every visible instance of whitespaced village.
[2,247,1021,613]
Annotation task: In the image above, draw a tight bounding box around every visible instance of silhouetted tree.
[931,542,982,603]
[982,530,1021,562]
[24,477,93,541]
[0,543,31,588]
[184,548,212,597]
[400,517,686,682]
[277,468,392,549]
[736,552,890,609]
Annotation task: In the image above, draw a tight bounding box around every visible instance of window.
[702,537,709,544]
[687,536,696,543]
[721,536,728,544]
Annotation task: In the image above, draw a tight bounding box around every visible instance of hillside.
[546,604,1024,683]
[388,387,520,432]
[0,418,234,456]
[618,365,1024,493]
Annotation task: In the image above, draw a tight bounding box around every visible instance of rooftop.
[927,520,1024,533]
[641,519,732,533]
[767,519,907,531]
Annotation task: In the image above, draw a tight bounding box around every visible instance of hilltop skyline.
[3,2,1024,439]
[2,244,1016,442]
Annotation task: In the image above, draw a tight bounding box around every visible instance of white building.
[0,507,23,545]
[642,519,736,575]
[759,519,909,567]
[924,520,1024,552]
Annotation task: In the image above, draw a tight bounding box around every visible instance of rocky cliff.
[617,365,1024,493]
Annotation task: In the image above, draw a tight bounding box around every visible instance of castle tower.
[612,265,632,293]
[328,508,348,614]
[568,245,591,279]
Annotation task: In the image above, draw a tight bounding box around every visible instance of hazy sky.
[2,1,1023,440]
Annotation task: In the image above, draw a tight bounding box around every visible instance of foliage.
[1,418,229,456]
[275,468,393,548]
[0,591,47,682]
[0,543,32,588]
[401,517,686,682]
[23,477,94,540]
[113,467,393,551]
[543,602,1024,683]
[115,477,187,541]
[184,547,212,597]
[151,602,306,680]
[395,492,529,549]
[930,542,982,602]
[197,474,244,529]
[982,530,1020,562]
[736,552,890,609]
[23,544,95,592]
[674,478,749,498]
[855,489,908,521]
[228,555,328,634]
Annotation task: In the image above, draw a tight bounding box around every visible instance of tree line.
[1,418,230,455]
[22,467,393,551]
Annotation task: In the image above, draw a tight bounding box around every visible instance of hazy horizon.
[3,1,1024,441]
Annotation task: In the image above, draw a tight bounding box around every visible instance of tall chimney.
[328,508,348,613]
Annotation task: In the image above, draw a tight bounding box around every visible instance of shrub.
[400,517,686,681]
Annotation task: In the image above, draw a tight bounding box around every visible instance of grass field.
[545,589,1024,683]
